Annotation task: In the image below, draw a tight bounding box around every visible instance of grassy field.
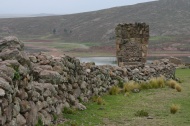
[58,68,190,126]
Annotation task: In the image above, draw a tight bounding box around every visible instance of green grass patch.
[59,68,190,126]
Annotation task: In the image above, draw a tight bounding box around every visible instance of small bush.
[135,110,149,117]
[62,107,76,114]
[118,79,124,88]
[13,71,20,80]
[109,86,120,95]
[170,104,180,114]
[175,84,182,92]
[35,117,43,126]
[167,80,177,89]
[52,114,58,123]
[140,82,151,89]
[157,76,165,88]
[91,95,99,102]
[149,78,160,88]
[71,123,78,126]
[123,81,140,92]
[96,96,104,105]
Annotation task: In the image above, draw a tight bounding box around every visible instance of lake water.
[78,57,117,66]
[78,56,190,66]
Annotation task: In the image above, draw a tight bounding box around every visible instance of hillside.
[0,0,190,60]
[0,0,190,41]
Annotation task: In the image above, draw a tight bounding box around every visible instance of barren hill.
[0,0,190,43]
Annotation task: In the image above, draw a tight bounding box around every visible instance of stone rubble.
[0,36,175,126]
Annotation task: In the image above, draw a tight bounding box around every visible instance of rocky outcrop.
[0,36,176,126]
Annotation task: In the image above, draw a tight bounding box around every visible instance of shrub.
[123,81,140,92]
[52,114,58,123]
[62,107,76,114]
[149,78,159,88]
[35,117,43,126]
[140,82,151,89]
[167,80,177,89]
[175,84,182,92]
[118,79,124,88]
[135,110,149,117]
[157,76,165,88]
[13,71,20,80]
[91,95,99,102]
[109,86,120,95]
[96,96,104,105]
[170,104,180,114]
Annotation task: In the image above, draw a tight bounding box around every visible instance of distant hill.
[0,0,190,44]
[0,14,57,18]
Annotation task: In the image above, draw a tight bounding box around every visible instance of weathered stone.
[13,102,20,117]
[0,36,23,51]
[39,70,62,83]
[0,65,15,79]
[80,81,87,89]
[20,101,31,113]
[68,94,76,104]
[16,114,26,126]
[41,110,52,125]
[4,104,13,122]
[29,55,37,63]
[0,88,5,97]
[0,77,12,93]
[75,103,86,110]
[9,118,17,126]
[36,101,43,111]
[63,102,70,108]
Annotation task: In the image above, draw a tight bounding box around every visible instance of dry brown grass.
[170,104,180,114]
[109,86,120,95]
[97,96,104,105]
[175,84,182,92]
[157,76,166,88]
[123,81,140,92]
[167,80,177,89]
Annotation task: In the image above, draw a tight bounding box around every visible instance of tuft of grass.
[170,104,180,114]
[175,84,182,92]
[35,117,43,126]
[53,114,58,123]
[91,95,99,102]
[70,123,78,126]
[109,86,120,95]
[149,78,160,88]
[96,96,104,105]
[91,96,104,105]
[167,80,177,89]
[123,81,140,92]
[62,107,76,115]
[140,82,152,89]
[157,76,166,88]
[135,110,149,117]
[118,79,124,88]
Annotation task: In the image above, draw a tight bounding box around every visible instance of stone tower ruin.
[115,23,149,66]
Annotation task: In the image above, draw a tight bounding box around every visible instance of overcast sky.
[0,0,155,15]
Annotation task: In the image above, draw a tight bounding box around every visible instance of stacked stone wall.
[115,23,149,66]
[0,37,175,126]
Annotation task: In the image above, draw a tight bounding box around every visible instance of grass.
[109,86,120,95]
[123,81,140,92]
[170,104,180,114]
[135,110,149,117]
[59,68,190,126]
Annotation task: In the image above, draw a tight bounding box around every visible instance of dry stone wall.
[0,36,175,126]
[115,23,149,66]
